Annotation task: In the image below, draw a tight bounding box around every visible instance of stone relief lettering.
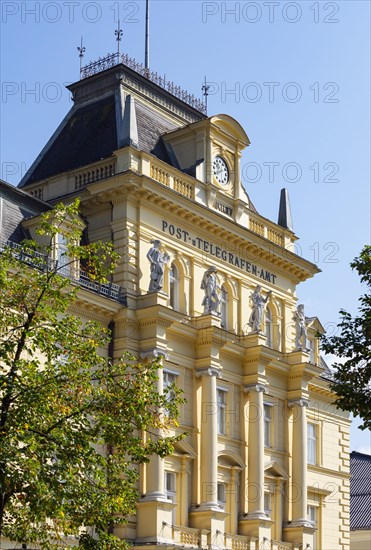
[161,220,277,285]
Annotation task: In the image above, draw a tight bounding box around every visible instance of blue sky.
[1,0,370,452]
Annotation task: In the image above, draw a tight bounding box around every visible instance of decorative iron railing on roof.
[80,52,207,115]
[0,240,127,306]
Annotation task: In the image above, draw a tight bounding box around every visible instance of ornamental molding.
[244,383,267,394]
[287,398,309,408]
[308,383,334,398]
[138,318,173,329]
[138,192,310,282]
[140,348,170,361]
[195,367,222,378]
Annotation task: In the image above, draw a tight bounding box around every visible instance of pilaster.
[283,398,315,547]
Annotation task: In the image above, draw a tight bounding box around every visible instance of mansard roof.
[19,61,206,188]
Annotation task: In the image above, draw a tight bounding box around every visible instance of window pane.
[217,389,227,435]
[264,492,271,514]
[165,472,176,493]
[221,287,228,329]
[264,404,272,447]
[169,264,178,309]
[217,482,226,508]
[265,307,272,347]
[163,371,178,417]
[307,423,317,464]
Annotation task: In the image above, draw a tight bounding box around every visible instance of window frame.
[217,387,228,435]
[164,471,177,524]
[264,491,272,517]
[307,504,319,550]
[265,306,273,347]
[163,369,179,417]
[220,285,229,330]
[217,482,227,510]
[169,263,179,310]
[307,421,317,465]
[263,402,274,448]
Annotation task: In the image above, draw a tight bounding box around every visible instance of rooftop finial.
[202,76,210,114]
[115,20,123,57]
[77,37,86,77]
[145,0,150,70]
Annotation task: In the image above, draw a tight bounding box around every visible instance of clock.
[212,155,229,186]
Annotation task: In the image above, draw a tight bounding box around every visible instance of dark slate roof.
[350,451,371,530]
[23,96,117,185]
[135,101,179,157]
[20,94,182,187]
[0,179,50,243]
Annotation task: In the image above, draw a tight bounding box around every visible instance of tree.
[320,245,371,430]
[0,200,184,549]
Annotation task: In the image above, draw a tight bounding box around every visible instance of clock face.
[213,156,229,186]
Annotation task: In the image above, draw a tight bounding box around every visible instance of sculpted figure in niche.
[147,240,170,292]
[293,303,308,349]
[249,285,272,332]
[201,266,220,314]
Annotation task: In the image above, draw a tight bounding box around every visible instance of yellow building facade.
[16,56,350,549]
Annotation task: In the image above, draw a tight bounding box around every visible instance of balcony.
[1,240,126,305]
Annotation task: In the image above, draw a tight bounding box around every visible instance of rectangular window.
[307,422,317,465]
[264,403,273,447]
[217,482,226,510]
[163,370,178,417]
[56,233,69,274]
[217,388,227,435]
[264,492,272,516]
[307,505,318,550]
[165,471,176,523]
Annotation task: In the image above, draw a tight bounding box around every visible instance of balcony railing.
[150,160,195,199]
[224,533,255,550]
[1,240,126,305]
[172,525,200,547]
[271,542,293,550]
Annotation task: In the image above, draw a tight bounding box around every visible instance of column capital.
[140,348,170,361]
[195,367,222,378]
[244,383,267,394]
[288,398,309,408]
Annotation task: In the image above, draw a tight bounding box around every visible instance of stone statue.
[201,266,220,314]
[293,304,307,349]
[248,285,272,332]
[147,240,169,292]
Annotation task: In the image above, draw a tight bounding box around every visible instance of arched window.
[265,306,273,347]
[169,263,179,309]
[220,286,229,329]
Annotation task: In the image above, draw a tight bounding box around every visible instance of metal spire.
[77,37,86,76]
[115,20,123,57]
[202,76,210,114]
[145,0,150,70]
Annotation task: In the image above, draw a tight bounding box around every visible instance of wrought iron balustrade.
[0,240,126,305]
[80,52,207,114]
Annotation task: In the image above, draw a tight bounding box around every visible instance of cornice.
[308,382,334,399]
[195,367,222,378]
[137,184,316,283]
